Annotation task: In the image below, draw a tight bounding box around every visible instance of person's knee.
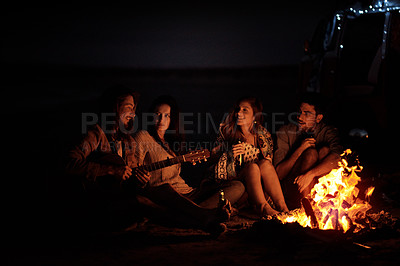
[243,163,261,179]
[147,183,178,198]
[136,194,157,206]
[245,162,260,172]
[318,146,330,160]
[222,180,246,205]
[258,159,274,172]
[302,148,319,165]
[240,163,261,184]
[230,180,245,194]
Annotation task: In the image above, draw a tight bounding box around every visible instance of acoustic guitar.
[131,148,210,172]
[93,149,210,191]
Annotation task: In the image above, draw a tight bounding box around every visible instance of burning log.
[318,200,335,209]
[332,209,339,230]
[341,200,352,209]
[321,209,331,227]
[301,198,318,229]
[324,192,338,199]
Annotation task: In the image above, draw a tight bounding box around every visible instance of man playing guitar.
[66,87,240,236]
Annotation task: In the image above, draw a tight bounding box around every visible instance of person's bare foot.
[257,202,280,217]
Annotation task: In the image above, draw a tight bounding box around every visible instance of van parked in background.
[298,0,400,165]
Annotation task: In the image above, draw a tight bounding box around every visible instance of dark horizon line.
[5,62,300,71]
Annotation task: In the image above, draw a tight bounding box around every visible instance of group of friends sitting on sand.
[65,85,343,235]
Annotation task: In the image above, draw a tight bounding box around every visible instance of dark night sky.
[3,3,341,69]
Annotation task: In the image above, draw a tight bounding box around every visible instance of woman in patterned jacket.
[212,96,289,216]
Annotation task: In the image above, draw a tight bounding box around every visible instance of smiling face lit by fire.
[236,101,255,130]
[118,95,136,128]
[297,102,323,132]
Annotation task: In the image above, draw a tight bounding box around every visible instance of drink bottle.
[218,189,226,207]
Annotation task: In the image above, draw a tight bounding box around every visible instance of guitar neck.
[139,155,185,172]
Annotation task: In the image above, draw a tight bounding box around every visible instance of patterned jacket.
[214,124,274,181]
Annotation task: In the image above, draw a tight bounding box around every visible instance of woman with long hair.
[147,94,186,155]
[134,95,192,193]
[133,95,244,235]
[212,96,289,216]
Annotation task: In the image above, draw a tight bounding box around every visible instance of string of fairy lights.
[331,0,400,58]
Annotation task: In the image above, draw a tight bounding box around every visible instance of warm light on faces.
[236,101,255,129]
[154,104,171,133]
[118,95,136,127]
[297,102,323,132]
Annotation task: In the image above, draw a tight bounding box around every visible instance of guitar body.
[89,153,128,192]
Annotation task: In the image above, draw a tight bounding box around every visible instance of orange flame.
[274,149,374,233]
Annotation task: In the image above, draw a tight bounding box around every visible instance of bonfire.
[271,149,377,233]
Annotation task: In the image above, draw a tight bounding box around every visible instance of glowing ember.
[273,149,374,233]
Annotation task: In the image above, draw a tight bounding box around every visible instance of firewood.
[301,197,318,229]
[341,200,352,209]
[332,209,339,230]
[322,209,333,227]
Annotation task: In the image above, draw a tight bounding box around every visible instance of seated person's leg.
[298,145,331,198]
[195,180,245,209]
[240,162,281,216]
[281,148,319,209]
[258,159,289,212]
[143,183,205,213]
[135,193,203,228]
[297,148,319,175]
[141,183,230,229]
